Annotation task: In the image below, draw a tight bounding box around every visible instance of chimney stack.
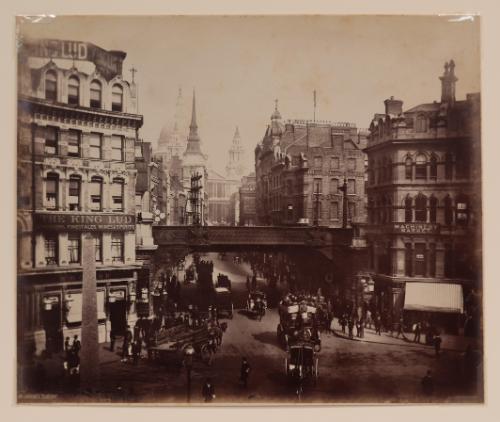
[384,96,403,115]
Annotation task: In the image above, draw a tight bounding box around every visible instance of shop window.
[44,234,58,265]
[348,202,356,220]
[415,114,427,132]
[415,194,427,222]
[67,130,81,157]
[444,195,453,225]
[429,196,437,223]
[444,243,454,277]
[111,84,123,112]
[93,233,102,262]
[45,173,59,210]
[414,243,426,277]
[111,178,124,211]
[90,80,102,108]
[44,126,58,155]
[405,196,412,222]
[445,153,453,180]
[68,175,81,211]
[404,243,412,276]
[45,70,57,101]
[67,76,80,106]
[330,202,339,220]
[415,154,427,179]
[111,135,124,161]
[68,233,81,264]
[456,195,469,226]
[430,155,438,179]
[347,179,356,195]
[89,133,102,159]
[330,157,339,169]
[330,178,339,194]
[405,157,413,180]
[429,244,436,277]
[90,176,102,211]
[111,233,124,263]
[313,178,322,194]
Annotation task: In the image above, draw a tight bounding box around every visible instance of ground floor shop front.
[18,267,151,358]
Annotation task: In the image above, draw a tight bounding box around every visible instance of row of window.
[44,233,124,266]
[270,200,357,221]
[373,242,470,279]
[313,156,357,171]
[313,178,356,195]
[45,70,124,111]
[44,127,125,161]
[368,152,470,184]
[368,194,469,226]
[45,173,124,212]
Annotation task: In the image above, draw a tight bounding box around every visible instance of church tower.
[226,126,246,179]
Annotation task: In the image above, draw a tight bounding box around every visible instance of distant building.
[239,173,256,226]
[255,102,367,226]
[363,60,481,331]
[226,126,247,179]
[206,169,239,225]
[17,39,143,355]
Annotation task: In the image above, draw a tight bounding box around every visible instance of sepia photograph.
[15,14,483,405]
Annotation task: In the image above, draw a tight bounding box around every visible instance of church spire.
[190,89,198,132]
[185,89,202,154]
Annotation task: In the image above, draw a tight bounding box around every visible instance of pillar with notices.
[80,233,100,391]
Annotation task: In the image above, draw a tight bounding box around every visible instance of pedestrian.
[251,274,257,291]
[202,378,216,402]
[110,330,116,352]
[72,334,81,354]
[355,318,361,338]
[240,357,251,388]
[132,340,141,365]
[246,275,251,291]
[375,314,382,336]
[413,322,421,343]
[421,370,434,396]
[365,310,372,329]
[340,314,347,334]
[122,325,133,362]
[359,318,365,338]
[348,317,354,339]
[433,333,442,357]
[395,317,404,339]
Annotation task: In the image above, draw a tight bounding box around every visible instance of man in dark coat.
[348,317,354,339]
[202,378,215,402]
[434,333,442,357]
[413,322,422,343]
[240,357,251,388]
[251,274,257,291]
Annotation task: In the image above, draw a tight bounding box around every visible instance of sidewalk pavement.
[329,318,479,353]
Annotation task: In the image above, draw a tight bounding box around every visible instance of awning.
[404,282,464,313]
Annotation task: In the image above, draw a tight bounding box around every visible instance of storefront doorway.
[41,295,63,353]
[109,290,127,336]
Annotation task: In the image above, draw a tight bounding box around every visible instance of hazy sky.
[18,15,480,175]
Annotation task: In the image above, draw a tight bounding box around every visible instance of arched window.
[415,193,427,222]
[45,70,57,101]
[405,157,413,180]
[111,84,123,112]
[405,196,413,222]
[111,178,124,211]
[429,195,437,223]
[444,195,453,225]
[416,114,427,132]
[68,175,81,211]
[415,154,427,179]
[67,76,80,106]
[45,172,59,210]
[90,80,102,108]
[90,176,103,211]
[430,154,438,179]
[455,194,469,226]
[445,153,453,180]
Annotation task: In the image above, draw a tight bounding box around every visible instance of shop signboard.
[392,223,440,234]
[34,212,135,232]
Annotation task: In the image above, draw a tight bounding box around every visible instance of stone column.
[80,233,99,391]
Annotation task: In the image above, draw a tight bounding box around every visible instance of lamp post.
[184,344,195,403]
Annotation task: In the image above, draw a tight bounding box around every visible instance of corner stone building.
[255,103,367,227]
[17,42,143,357]
[364,61,481,332]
